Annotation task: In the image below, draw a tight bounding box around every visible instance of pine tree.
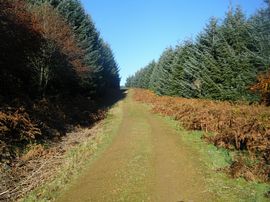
[249,0,270,71]
[141,61,156,89]
[168,42,197,97]
[149,47,175,95]
[125,75,134,88]
[194,17,224,99]
[27,0,120,96]
[216,7,258,100]
[99,40,120,91]
[126,3,269,103]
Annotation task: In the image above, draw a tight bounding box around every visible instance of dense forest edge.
[126,0,270,196]
[126,1,270,104]
[0,0,121,199]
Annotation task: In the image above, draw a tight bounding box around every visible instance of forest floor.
[51,89,269,202]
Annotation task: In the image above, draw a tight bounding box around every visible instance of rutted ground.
[56,90,214,202]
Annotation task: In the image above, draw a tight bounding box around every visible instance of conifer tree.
[168,42,196,97]
[216,7,258,100]
[126,3,269,103]
[249,0,270,71]
[194,17,224,99]
[149,47,175,95]
[27,0,120,96]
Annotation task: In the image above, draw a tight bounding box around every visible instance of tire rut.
[57,90,214,202]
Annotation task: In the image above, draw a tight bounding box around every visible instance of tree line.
[126,1,270,103]
[0,0,120,100]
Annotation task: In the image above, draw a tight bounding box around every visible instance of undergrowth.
[21,100,123,201]
[0,95,106,165]
[134,88,270,183]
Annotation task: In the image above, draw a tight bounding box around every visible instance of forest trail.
[57,90,214,202]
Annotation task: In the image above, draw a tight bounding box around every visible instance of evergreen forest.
[1,0,120,100]
[126,1,270,104]
[0,0,120,166]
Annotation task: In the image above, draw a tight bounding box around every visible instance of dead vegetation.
[134,89,270,182]
[0,124,102,201]
[0,97,107,201]
[0,89,125,201]
[0,95,105,164]
[0,108,41,164]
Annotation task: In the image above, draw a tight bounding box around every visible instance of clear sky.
[81,0,265,86]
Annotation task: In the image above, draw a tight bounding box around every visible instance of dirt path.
[57,90,214,202]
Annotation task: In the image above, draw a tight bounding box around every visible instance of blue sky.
[81,0,265,85]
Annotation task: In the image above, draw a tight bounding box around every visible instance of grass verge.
[162,116,270,202]
[21,100,123,202]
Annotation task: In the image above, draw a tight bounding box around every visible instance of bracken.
[133,88,270,182]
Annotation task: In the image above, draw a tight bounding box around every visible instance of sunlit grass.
[163,116,270,202]
[22,101,124,202]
